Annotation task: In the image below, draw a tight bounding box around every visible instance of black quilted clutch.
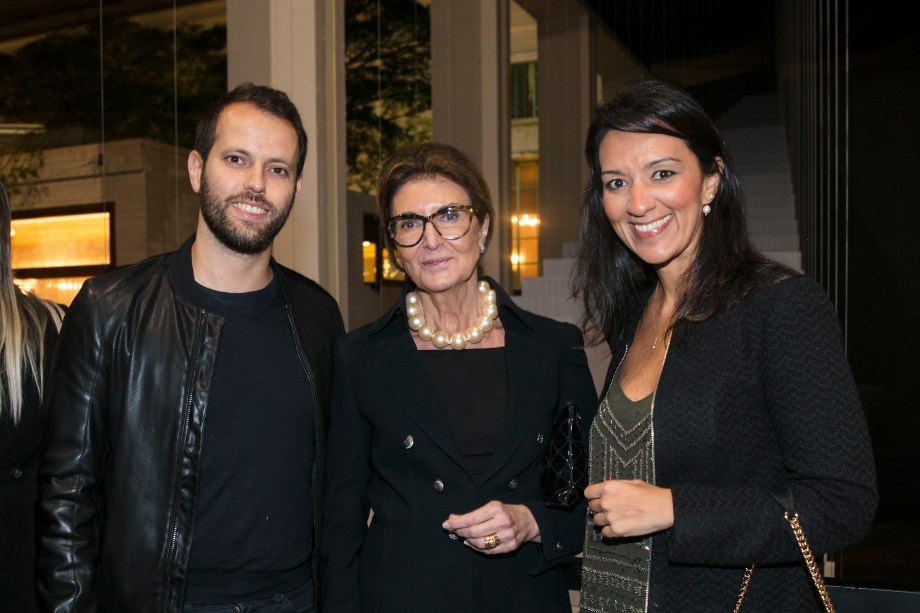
[542,400,588,510]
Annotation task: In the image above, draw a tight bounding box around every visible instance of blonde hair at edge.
[0,182,53,423]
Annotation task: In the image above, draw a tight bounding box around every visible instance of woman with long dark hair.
[573,79,877,612]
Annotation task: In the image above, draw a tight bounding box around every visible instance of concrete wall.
[5,138,198,267]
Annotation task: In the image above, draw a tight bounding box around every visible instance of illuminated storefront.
[11,206,112,306]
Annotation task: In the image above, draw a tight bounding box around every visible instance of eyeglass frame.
[385,204,478,248]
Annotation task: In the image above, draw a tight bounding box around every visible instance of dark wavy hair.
[572,79,796,345]
[376,142,494,266]
[194,82,308,178]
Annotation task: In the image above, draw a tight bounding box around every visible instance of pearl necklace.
[406,280,499,350]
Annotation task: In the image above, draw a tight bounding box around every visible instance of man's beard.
[198,172,295,255]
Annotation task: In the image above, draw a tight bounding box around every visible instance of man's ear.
[188,151,204,193]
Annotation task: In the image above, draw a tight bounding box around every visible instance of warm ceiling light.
[514,214,540,227]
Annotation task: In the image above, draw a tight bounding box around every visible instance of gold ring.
[483,533,501,550]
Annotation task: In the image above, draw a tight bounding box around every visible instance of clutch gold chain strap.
[733,511,835,613]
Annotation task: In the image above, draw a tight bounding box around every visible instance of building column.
[430,0,511,288]
[226,0,348,315]
[521,0,594,262]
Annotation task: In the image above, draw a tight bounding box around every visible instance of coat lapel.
[368,323,468,472]
[364,278,554,482]
[481,307,553,483]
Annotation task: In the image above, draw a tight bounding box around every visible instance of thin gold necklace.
[647,283,669,350]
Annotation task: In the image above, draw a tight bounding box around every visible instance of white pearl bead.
[432,331,449,349]
[449,333,467,350]
[406,279,498,349]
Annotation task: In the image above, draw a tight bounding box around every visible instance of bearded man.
[37,83,344,613]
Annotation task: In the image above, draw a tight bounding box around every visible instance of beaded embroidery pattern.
[579,374,654,613]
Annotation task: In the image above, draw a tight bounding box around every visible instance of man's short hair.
[194,82,308,177]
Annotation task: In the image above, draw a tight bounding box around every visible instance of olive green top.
[580,373,654,613]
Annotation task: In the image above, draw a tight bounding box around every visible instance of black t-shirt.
[185,275,315,603]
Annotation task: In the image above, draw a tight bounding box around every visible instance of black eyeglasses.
[386,204,476,247]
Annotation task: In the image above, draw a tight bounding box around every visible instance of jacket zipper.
[163,308,208,612]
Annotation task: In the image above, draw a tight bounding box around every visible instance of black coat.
[0,312,59,613]
[321,279,598,613]
[37,236,344,612]
[593,276,877,612]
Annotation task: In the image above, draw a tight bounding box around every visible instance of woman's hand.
[442,501,540,554]
[584,479,674,538]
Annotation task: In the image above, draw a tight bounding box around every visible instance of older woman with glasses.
[320,142,597,613]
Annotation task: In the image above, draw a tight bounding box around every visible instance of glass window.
[1,2,226,304]
[510,61,538,119]
[11,206,112,305]
[510,158,539,292]
[344,0,432,195]
[11,211,110,269]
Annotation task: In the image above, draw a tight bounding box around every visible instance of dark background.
[582,0,920,589]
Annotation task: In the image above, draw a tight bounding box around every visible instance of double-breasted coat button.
[554,542,564,551]
[536,433,544,445]
[433,479,445,492]
[508,479,518,490]
[403,435,414,449]
[10,467,23,479]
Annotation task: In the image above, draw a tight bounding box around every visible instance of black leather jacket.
[37,236,345,612]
